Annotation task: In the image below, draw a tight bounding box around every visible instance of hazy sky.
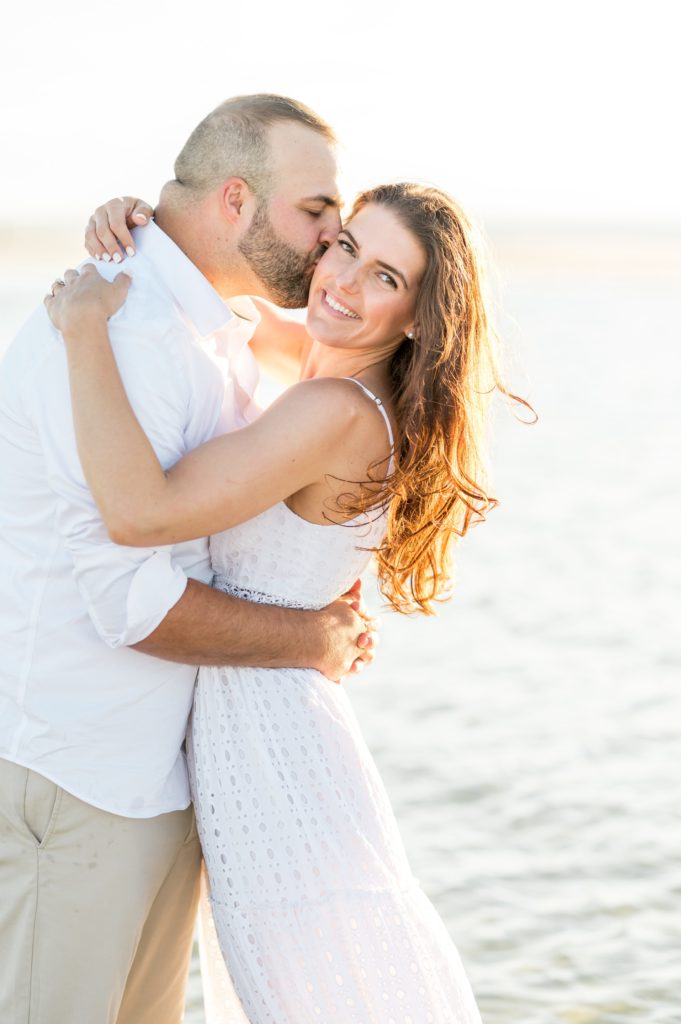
[3,0,678,226]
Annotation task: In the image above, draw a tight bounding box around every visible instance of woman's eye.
[338,239,355,255]
[379,272,398,289]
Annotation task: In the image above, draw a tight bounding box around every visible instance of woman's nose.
[335,264,359,294]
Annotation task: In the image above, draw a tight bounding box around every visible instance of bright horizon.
[3,0,678,230]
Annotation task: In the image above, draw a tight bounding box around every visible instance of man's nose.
[319,208,342,248]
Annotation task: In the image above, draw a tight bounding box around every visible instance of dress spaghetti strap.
[341,377,395,473]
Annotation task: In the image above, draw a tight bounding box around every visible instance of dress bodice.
[209,379,393,611]
[210,500,386,610]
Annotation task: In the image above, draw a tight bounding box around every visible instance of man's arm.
[133,578,374,680]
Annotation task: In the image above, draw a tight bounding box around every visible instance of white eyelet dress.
[187,379,482,1024]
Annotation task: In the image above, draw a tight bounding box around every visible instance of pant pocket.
[23,769,62,847]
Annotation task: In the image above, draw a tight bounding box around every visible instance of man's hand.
[316,580,379,683]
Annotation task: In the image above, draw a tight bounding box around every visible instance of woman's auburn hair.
[341,182,533,615]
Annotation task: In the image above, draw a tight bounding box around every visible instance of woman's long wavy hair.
[341,182,534,615]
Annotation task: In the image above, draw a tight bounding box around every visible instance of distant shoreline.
[1,221,679,277]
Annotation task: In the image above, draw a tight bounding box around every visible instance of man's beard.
[238,202,325,309]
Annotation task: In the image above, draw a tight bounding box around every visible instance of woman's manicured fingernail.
[126,246,135,257]
[134,214,147,223]
[112,252,122,264]
[94,253,100,261]
[102,253,111,263]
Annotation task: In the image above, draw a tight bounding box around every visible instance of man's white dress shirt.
[0,222,260,817]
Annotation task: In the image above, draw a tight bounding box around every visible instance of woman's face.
[306,203,426,354]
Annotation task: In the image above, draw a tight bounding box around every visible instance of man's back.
[0,227,229,816]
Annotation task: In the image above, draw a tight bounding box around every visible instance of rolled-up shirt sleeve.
[28,315,204,648]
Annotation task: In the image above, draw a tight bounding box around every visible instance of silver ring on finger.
[51,279,65,295]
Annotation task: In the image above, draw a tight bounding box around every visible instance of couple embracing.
[0,93,524,1023]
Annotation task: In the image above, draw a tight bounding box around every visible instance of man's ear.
[219,177,255,226]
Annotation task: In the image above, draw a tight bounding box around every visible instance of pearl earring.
[406,331,414,340]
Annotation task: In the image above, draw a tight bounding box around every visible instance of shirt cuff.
[123,549,189,646]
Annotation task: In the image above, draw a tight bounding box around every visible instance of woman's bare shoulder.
[280,376,376,421]
[272,378,391,462]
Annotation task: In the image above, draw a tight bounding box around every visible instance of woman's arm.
[247,297,311,386]
[45,266,360,548]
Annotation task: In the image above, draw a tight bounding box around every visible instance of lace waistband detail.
[211,574,316,610]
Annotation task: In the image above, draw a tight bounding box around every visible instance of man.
[0,94,374,1023]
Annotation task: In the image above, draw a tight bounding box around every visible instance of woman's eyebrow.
[342,229,408,288]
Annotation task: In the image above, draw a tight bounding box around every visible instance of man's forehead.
[268,122,339,186]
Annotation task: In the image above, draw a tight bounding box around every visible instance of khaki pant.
[0,758,202,1024]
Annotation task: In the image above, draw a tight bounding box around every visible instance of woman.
[46,183,528,1023]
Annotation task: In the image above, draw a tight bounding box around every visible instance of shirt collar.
[132,220,234,337]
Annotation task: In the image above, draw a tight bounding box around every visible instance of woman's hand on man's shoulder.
[44,265,132,336]
[84,196,154,263]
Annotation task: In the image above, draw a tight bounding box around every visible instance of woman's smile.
[321,288,362,320]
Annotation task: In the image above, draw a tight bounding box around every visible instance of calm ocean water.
[2,229,679,1023]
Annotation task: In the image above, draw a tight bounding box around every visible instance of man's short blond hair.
[173,94,336,201]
